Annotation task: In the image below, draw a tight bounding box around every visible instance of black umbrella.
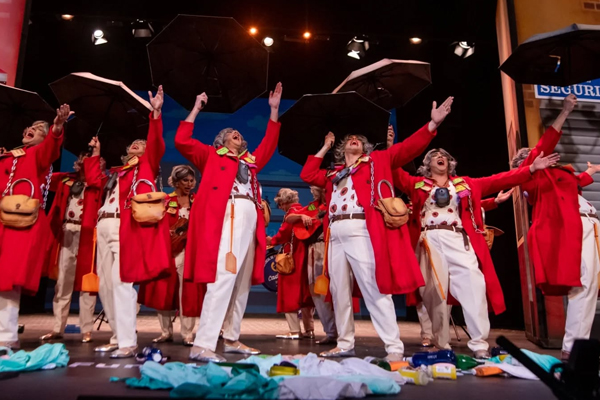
[278,92,390,166]
[49,72,152,167]
[147,15,268,113]
[500,23,600,86]
[333,59,432,110]
[0,84,56,150]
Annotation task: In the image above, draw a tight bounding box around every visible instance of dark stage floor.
[3,315,559,400]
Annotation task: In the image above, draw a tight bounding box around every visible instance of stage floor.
[4,314,561,400]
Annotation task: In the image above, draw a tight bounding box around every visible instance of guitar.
[292,202,327,241]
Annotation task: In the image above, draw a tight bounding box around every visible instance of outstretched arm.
[254,83,283,171]
[300,132,334,188]
[145,86,166,175]
[174,93,212,172]
[36,104,71,171]
[577,161,600,188]
[392,166,420,195]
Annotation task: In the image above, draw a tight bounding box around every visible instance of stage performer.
[300,97,454,360]
[175,82,283,363]
[0,105,72,349]
[394,148,558,358]
[266,188,315,340]
[92,86,171,358]
[40,152,107,343]
[138,165,202,346]
[287,185,338,344]
[510,94,600,360]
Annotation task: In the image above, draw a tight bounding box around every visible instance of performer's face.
[344,135,364,154]
[127,140,146,157]
[22,122,47,146]
[277,202,292,212]
[430,151,449,175]
[224,130,243,152]
[176,174,195,195]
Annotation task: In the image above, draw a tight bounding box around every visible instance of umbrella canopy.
[278,92,390,166]
[0,84,55,150]
[147,15,269,113]
[49,72,152,167]
[333,59,431,110]
[500,23,600,86]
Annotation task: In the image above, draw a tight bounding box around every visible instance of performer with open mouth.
[300,97,454,361]
[175,82,283,363]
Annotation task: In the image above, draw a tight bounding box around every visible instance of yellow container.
[429,363,457,380]
[269,365,300,376]
[399,368,431,386]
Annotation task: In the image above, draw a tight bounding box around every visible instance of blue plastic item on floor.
[0,343,69,372]
[410,349,457,367]
[64,324,81,334]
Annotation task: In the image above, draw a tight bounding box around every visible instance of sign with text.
[535,79,600,103]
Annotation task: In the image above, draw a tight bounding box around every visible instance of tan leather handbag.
[0,178,40,228]
[262,199,271,225]
[275,237,295,275]
[131,179,167,225]
[375,180,408,229]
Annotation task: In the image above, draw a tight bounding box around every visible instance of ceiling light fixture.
[249,27,258,35]
[132,19,153,38]
[409,37,422,44]
[92,29,108,45]
[347,36,369,59]
[61,14,74,21]
[263,36,274,47]
[454,41,475,58]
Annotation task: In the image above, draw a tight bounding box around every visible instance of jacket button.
[221,166,225,170]
[213,186,218,190]
[366,180,371,184]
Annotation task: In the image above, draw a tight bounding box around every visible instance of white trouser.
[0,288,21,342]
[96,218,137,348]
[308,241,337,338]
[416,301,433,340]
[563,217,600,352]
[53,223,97,334]
[285,308,315,333]
[158,250,196,338]
[328,218,403,354]
[417,229,490,352]
[194,198,257,352]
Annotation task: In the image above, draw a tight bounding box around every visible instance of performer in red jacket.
[0,105,71,349]
[266,188,315,339]
[300,97,453,360]
[175,83,283,362]
[510,94,600,359]
[40,153,106,343]
[91,86,171,358]
[394,149,557,358]
[138,165,202,346]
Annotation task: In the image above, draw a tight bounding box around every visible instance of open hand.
[530,151,560,173]
[495,188,514,204]
[54,104,74,129]
[148,85,164,112]
[585,161,600,176]
[269,82,283,109]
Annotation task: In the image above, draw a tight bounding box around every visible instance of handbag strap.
[124,166,139,209]
[41,165,53,210]
[2,158,18,198]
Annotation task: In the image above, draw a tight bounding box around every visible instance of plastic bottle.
[364,356,391,371]
[474,366,504,377]
[410,350,457,367]
[389,361,410,371]
[455,354,481,370]
[269,365,300,376]
[429,363,457,380]
[399,368,431,385]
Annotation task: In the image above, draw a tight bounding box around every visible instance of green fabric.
[490,349,561,372]
[0,344,69,372]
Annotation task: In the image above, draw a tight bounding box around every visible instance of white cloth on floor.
[278,377,370,400]
[298,353,405,384]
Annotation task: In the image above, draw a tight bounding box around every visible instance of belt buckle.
[451,225,456,232]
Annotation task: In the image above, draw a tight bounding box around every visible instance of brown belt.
[63,219,81,225]
[422,224,470,251]
[98,212,120,221]
[330,213,366,223]
[581,212,599,220]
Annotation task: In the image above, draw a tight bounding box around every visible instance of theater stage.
[4,315,560,400]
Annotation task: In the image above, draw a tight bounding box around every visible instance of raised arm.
[521,94,576,167]
[145,86,166,174]
[300,132,334,188]
[253,82,283,171]
[83,137,105,189]
[174,93,212,172]
[392,166,420,195]
[578,161,600,188]
[35,104,71,171]
[481,189,514,211]
[387,97,453,169]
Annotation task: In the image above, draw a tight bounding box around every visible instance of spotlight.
[454,41,475,58]
[303,31,311,40]
[409,37,422,44]
[92,29,108,45]
[346,36,369,59]
[249,27,258,35]
[61,14,74,21]
[263,37,274,47]
[132,19,153,38]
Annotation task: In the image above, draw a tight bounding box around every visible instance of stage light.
[249,27,258,35]
[132,20,153,38]
[410,37,422,44]
[263,37,274,47]
[346,36,369,59]
[92,30,108,45]
[61,14,74,21]
[454,41,475,58]
[303,31,311,39]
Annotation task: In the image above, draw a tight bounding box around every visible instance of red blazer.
[46,167,103,292]
[519,126,594,295]
[393,167,534,315]
[174,119,281,286]
[271,203,313,313]
[0,126,64,294]
[138,192,204,316]
[300,124,437,296]
[88,113,171,283]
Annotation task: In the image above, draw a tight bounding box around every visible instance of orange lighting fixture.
[249,27,258,35]
[303,31,311,39]
[61,14,74,21]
